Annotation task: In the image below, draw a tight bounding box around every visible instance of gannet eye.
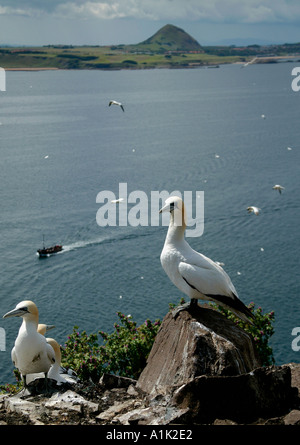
[169,202,175,212]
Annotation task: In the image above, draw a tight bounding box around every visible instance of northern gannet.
[111,198,124,203]
[109,100,124,112]
[37,323,55,336]
[37,324,77,385]
[46,338,77,385]
[3,301,55,390]
[241,57,257,67]
[159,196,254,323]
[247,206,261,215]
[272,184,285,194]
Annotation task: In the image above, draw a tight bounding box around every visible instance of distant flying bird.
[242,57,257,67]
[111,198,124,204]
[247,206,261,215]
[261,114,266,119]
[159,196,254,324]
[109,100,124,112]
[272,185,285,194]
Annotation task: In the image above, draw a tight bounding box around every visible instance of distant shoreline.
[2,55,300,72]
[4,67,59,71]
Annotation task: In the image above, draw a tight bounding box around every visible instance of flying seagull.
[272,185,285,194]
[109,100,124,112]
[242,57,257,67]
[247,206,261,215]
[159,196,254,323]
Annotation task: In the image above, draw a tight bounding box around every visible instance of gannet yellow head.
[159,196,187,227]
[37,324,56,336]
[3,300,39,321]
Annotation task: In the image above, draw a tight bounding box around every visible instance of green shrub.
[61,312,161,382]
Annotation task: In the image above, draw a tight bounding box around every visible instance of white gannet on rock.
[37,324,77,385]
[26,323,57,385]
[46,338,77,385]
[159,196,254,323]
[247,206,261,215]
[3,301,55,391]
[109,100,124,112]
[272,184,285,194]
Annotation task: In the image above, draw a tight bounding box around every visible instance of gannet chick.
[109,100,124,112]
[247,206,261,215]
[159,197,254,323]
[272,185,285,194]
[3,301,55,391]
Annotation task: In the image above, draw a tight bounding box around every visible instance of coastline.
[2,55,299,72]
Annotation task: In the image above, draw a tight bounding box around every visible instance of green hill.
[132,24,204,53]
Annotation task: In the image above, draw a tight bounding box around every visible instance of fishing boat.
[37,236,63,257]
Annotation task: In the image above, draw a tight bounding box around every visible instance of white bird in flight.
[272,184,285,194]
[3,301,56,391]
[159,196,254,323]
[109,100,124,112]
[242,57,257,67]
[247,206,261,215]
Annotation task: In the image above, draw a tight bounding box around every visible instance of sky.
[0,0,299,47]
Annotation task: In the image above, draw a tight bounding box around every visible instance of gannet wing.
[178,260,237,299]
[178,259,253,321]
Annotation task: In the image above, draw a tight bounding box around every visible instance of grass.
[0,46,244,70]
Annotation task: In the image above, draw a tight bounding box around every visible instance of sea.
[0,62,300,385]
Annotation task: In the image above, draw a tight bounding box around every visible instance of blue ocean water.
[1,63,300,385]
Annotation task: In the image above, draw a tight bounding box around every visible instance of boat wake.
[58,228,155,255]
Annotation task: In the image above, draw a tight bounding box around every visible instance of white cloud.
[54,0,300,23]
[1,0,300,24]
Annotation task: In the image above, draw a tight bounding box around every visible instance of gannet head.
[37,324,56,336]
[3,300,39,321]
[159,196,187,228]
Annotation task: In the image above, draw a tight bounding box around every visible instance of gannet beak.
[159,202,176,214]
[45,324,56,332]
[159,205,167,214]
[3,307,29,319]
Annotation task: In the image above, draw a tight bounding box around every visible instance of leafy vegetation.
[60,313,161,382]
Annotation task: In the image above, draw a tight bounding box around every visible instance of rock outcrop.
[137,304,261,396]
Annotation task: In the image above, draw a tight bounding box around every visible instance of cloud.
[1,0,300,24]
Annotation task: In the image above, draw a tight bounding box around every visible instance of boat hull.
[37,245,63,257]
